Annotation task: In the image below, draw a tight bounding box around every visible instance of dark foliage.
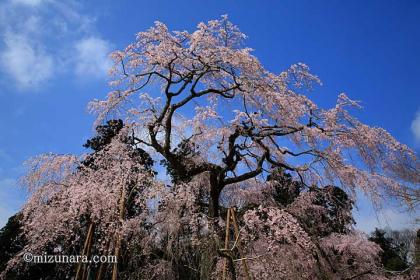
[83,119,124,151]
[310,185,354,235]
[0,213,24,272]
[82,119,154,171]
[160,139,200,184]
[0,214,59,279]
[267,168,301,206]
[267,169,354,237]
[369,228,409,271]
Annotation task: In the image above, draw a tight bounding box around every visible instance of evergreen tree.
[369,228,409,271]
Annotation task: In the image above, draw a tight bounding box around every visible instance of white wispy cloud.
[11,0,45,7]
[0,0,112,90]
[75,37,113,78]
[411,109,420,143]
[1,33,54,89]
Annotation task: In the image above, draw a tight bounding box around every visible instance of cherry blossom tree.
[3,16,419,280]
[2,122,159,279]
[89,15,419,218]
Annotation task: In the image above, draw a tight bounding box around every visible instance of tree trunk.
[208,171,222,218]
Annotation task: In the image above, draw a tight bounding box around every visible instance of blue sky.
[0,0,419,231]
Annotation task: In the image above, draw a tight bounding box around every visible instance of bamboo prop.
[222,208,232,280]
[82,226,95,280]
[96,238,111,280]
[112,234,122,280]
[230,208,252,280]
[75,222,94,280]
[112,185,127,280]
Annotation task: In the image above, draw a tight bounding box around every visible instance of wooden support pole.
[112,185,127,280]
[222,208,232,280]
[96,238,111,280]
[230,208,252,280]
[75,222,94,280]
[82,225,95,280]
[112,235,121,280]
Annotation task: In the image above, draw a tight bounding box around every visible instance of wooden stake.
[96,238,111,280]
[112,185,127,280]
[230,208,252,280]
[75,222,94,280]
[222,208,232,280]
[82,224,95,280]
[111,235,121,280]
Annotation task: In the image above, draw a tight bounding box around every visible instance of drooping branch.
[89,16,420,218]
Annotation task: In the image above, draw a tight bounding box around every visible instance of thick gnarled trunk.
[208,170,223,218]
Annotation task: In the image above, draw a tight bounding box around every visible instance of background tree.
[0,213,58,279]
[369,228,417,272]
[416,229,420,267]
[0,214,24,273]
[1,120,158,279]
[387,228,417,268]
